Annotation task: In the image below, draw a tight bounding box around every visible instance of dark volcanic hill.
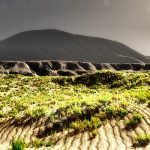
[0,29,149,63]
[146,56,150,61]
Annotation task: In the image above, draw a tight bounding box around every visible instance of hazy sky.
[0,0,150,55]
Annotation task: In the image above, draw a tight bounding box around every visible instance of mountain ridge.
[0,29,149,63]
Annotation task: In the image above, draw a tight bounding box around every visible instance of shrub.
[135,134,150,146]
[125,112,143,129]
[104,106,117,117]
[31,138,54,148]
[0,111,5,118]
[74,71,124,87]
[132,112,143,121]
[70,116,101,132]
[99,97,111,105]
[104,105,128,118]
[136,92,150,103]
[26,107,47,118]
[90,116,102,129]
[10,109,18,118]
[70,120,87,132]
[11,138,26,150]
[117,108,128,118]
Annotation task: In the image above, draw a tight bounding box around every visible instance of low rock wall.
[0,61,150,76]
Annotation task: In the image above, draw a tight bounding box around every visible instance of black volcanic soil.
[0,29,149,63]
[146,56,150,61]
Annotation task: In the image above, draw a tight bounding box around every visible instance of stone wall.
[0,61,150,76]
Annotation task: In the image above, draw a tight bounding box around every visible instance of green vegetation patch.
[11,138,27,150]
[70,116,101,132]
[134,134,150,146]
[0,71,149,121]
[125,112,143,130]
[0,71,149,144]
[30,138,54,148]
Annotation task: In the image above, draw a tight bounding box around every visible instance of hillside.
[146,56,150,61]
[0,29,149,63]
[0,71,150,149]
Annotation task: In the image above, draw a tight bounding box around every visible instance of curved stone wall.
[0,61,150,76]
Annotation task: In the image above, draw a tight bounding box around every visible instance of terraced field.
[0,71,150,149]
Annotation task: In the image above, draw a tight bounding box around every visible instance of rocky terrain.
[0,61,150,76]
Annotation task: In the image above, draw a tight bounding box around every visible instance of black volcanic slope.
[0,29,149,63]
[146,56,150,61]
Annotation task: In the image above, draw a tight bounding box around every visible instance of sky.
[0,0,150,55]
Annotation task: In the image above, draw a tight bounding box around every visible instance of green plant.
[10,109,18,118]
[132,112,143,121]
[99,97,111,105]
[70,119,89,132]
[0,71,149,120]
[11,138,27,150]
[0,111,5,118]
[117,108,128,118]
[135,134,150,146]
[120,100,129,108]
[31,138,54,148]
[0,71,149,146]
[70,116,101,132]
[26,107,47,119]
[74,71,124,87]
[136,92,150,103]
[90,129,99,138]
[90,116,102,129]
[125,112,143,129]
[104,106,117,117]
[95,111,106,120]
